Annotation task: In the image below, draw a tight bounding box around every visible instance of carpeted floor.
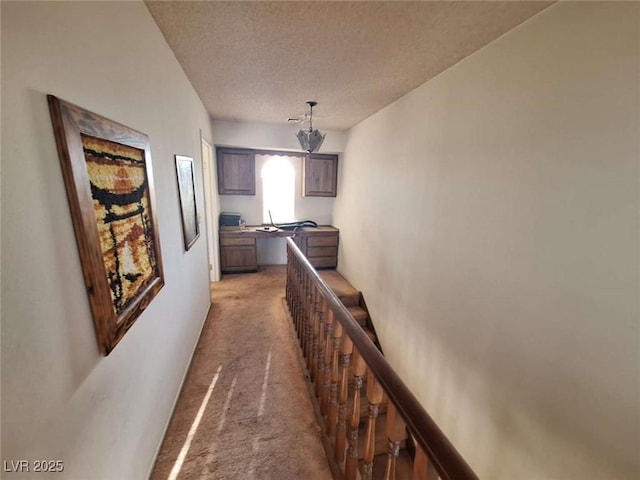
[150,266,332,480]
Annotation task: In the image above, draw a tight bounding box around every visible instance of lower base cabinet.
[219,226,338,273]
[295,228,339,269]
[220,236,257,272]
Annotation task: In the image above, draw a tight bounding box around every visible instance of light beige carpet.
[151,266,332,480]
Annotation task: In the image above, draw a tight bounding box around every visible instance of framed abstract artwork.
[47,95,164,355]
[174,155,200,250]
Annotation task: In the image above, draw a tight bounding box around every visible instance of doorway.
[201,136,220,283]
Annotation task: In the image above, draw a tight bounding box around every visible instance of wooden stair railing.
[286,238,478,480]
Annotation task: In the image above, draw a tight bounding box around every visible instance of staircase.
[319,270,413,479]
[319,271,379,345]
[286,237,478,480]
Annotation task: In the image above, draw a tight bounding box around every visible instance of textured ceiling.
[146,1,553,131]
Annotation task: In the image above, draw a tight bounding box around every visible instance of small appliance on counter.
[219,212,242,227]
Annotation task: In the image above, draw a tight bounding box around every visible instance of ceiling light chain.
[308,101,314,131]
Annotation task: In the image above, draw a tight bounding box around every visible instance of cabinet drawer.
[220,236,256,246]
[307,246,338,258]
[310,256,337,269]
[307,235,338,247]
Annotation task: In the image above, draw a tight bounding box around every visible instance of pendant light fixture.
[296,101,326,153]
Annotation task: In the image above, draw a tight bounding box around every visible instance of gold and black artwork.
[48,95,164,355]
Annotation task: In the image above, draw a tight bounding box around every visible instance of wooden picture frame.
[48,95,164,356]
[175,155,200,250]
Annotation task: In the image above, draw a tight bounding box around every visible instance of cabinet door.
[303,154,338,197]
[216,148,255,195]
[220,246,257,272]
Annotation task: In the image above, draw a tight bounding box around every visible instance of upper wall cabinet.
[216,147,255,195]
[303,154,338,197]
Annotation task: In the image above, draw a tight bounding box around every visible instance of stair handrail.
[286,238,478,480]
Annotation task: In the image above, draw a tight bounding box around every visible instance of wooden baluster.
[413,443,438,480]
[345,348,366,480]
[286,248,291,309]
[314,297,326,398]
[290,260,297,330]
[293,259,300,333]
[296,263,303,339]
[291,260,299,333]
[298,269,304,340]
[302,275,311,361]
[308,284,319,374]
[307,285,320,382]
[299,272,305,352]
[309,287,319,381]
[295,264,302,337]
[297,271,304,346]
[285,261,289,306]
[328,320,342,437]
[320,308,334,415]
[315,294,326,387]
[383,402,407,480]
[362,369,384,480]
[335,333,353,464]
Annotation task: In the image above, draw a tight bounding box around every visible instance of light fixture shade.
[297,128,326,153]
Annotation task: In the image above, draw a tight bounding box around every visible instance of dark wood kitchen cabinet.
[219,226,339,273]
[294,226,339,268]
[216,147,255,195]
[303,154,338,197]
[219,234,258,272]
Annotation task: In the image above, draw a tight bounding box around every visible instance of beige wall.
[1,2,214,478]
[334,2,639,479]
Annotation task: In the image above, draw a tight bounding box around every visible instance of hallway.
[151,266,332,480]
